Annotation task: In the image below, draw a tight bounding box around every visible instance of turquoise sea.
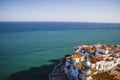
[0,22,120,80]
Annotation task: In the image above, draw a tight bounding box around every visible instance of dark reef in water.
[9,59,59,80]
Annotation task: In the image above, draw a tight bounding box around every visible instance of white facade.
[64,58,120,80]
[63,44,120,80]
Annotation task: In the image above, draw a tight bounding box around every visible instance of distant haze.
[0,0,120,23]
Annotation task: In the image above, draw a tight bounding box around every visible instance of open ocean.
[0,22,120,80]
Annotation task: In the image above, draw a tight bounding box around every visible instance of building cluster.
[63,44,120,80]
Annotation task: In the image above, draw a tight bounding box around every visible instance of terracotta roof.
[96,56,104,61]
[77,62,82,69]
[114,75,120,80]
[86,47,96,52]
[72,54,82,58]
[92,72,114,80]
[91,56,98,62]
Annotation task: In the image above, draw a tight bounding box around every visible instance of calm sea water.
[0,22,120,80]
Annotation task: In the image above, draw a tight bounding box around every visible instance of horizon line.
[0,21,120,24]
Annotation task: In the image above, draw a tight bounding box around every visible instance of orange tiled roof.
[92,56,98,62]
[92,72,114,80]
[114,75,120,80]
[77,62,82,69]
[86,47,96,52]
[72,54,83,58]
[96,56,104,61]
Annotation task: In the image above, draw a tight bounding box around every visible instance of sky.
[0,0,120,23]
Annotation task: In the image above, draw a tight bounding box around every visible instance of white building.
[63,44,120,80]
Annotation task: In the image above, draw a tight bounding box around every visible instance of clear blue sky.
[0,0,120,23]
